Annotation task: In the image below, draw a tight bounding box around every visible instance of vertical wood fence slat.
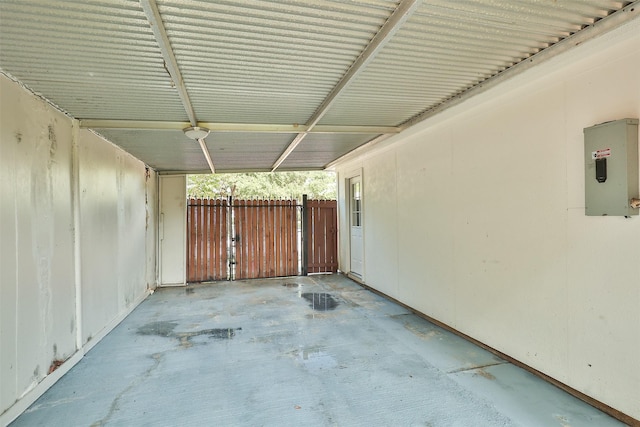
[275,200,282,276]
[258,200,263,278]
[311,200,320,273]
[306,200,314,273]
[268,200,275,277]
[258,200,265,278]
[211,198,226,280]
[234,198,242,279]
[247,199,254,280]
[260,200,267,278]
[197,198,204,280]
[241,199,248,279]
[188,201,196,282]
[284,200,291,276]
[210,199,216,279]
[285,200,292,275]
[247,199,254,279]
[221,198,228,278]
[210,199,216,277]
[243,199,250,280]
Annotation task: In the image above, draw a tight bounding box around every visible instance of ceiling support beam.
[79,120,400,134]
[270,0,422,171]
[197,138,215,174]
[140,0,197,127]
[141,0,215,173]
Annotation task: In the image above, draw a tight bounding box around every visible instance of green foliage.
[187,171,337,200]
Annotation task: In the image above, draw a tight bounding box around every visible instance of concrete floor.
[11,274,625,426]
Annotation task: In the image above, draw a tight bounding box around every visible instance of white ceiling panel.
[280,133,380,169]
[95,129,208,171]
[205,132,295,172]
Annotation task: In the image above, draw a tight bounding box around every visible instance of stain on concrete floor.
[301,292,339,311]
[137,321,240,347]
[136,321,177,337]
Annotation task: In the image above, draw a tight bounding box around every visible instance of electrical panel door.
[584,118,639,216]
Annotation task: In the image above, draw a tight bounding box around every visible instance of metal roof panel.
[1,0,633,172]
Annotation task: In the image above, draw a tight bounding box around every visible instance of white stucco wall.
[0,74,158,423]
[335,19,640,420]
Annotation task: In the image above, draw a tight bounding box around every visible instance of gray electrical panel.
[584,118,639,216]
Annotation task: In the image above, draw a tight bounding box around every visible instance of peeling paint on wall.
[29,120,61,371]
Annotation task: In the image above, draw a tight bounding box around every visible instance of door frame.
[345,168,364,281]
[158,175,187,286]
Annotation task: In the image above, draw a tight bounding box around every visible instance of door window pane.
[351,182,361,226]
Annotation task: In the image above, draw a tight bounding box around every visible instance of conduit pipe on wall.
[71,120,83,351]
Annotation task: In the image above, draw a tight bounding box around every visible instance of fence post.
[301,194,308,276]
[228,195,235,281]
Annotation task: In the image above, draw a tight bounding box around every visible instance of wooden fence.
[187,198,228,282]
[187,198,337,282]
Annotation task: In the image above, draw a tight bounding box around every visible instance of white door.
[349,176,363,278]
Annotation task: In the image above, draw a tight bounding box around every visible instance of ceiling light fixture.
[182,126,216,173]
[183,126,210,140]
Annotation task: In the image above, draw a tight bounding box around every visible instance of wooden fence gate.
[187,198,337,282]
[187,199,228,282]
[304,199,338,274]
[233,199,299,280]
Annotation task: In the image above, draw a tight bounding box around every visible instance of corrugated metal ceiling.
[1,0,637,173]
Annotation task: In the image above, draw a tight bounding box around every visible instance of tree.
[187,171,337,200]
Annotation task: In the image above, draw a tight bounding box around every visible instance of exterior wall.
[0,74,158,423]
[335,20,640,420]
[0,76,76,418]
[78,130,156,345]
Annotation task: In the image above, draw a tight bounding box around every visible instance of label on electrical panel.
[591,148,611,159]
